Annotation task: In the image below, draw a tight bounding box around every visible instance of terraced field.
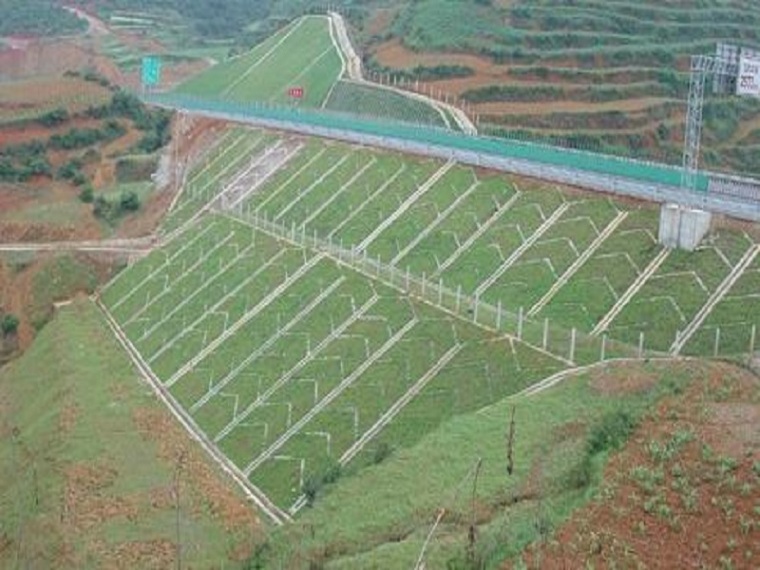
[0,76,112,124]
[367,0,760,176]
[101,126,760,520]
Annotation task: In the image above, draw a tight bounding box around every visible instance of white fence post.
[638,331,644,358]
[543,318,549,350]
[750,324,756,357]
[517,307,523,340]
[713,327,721,357]
[569,328,576,362]
[496,300,502,330]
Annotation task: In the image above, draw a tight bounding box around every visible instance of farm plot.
[175,15,342,107]
[683,255,760,357]
[161,127,281,234]
[101,213,563,511]
[606,231,755,351]
[0,76,112,124]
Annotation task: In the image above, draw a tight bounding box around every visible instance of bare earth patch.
[64,463,139,531]
[589,360,667,396]
[91,538,175,570]
[511,361,760,569]
[133,407,262,537]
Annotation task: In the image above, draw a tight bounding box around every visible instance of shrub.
[565,408,639,491]
[1,313,19,336]
[372,442,393,464]
[303,475,320,507]
[72,171,88,187]
[78,184,94,203]
[25,156,51,177]
[302,461,343,507]
[119,190,140,212]
[38,107,69,127]
[93,195,116,221]
[586,408,637,455]
[115,156,157,183]
[57,158,84,180]
[93,191,140,223]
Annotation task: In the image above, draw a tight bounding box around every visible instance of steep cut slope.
[175,15,343,107]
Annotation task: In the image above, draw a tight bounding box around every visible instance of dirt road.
[328,12,478,135]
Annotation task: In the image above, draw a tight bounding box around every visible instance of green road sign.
[141,56,161,87]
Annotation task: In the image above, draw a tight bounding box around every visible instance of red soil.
[511,361,760,570]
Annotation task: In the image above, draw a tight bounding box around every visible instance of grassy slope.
[175,15,342,107]
[324,80,449,128]
[260,360,696,569]
[0,299,262,568]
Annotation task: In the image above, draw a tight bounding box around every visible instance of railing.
[143,92,760,222]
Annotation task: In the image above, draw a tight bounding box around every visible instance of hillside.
[248,359,760,568]
[0,75,174,241]
[361,0,760,177]
[93,122,760,567]
[515,360,760,569]
[176,15,343,107]
[0,299,262,568]
[1,2,760,568]
[173,13,450,128]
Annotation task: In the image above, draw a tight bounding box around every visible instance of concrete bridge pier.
[658,203,712,251]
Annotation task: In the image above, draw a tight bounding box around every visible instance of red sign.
[288,87,304,99]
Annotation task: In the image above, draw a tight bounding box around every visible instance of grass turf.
[0,299,261,568]
[175,15,342,108]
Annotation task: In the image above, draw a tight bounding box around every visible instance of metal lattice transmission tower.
[681,54,738,192]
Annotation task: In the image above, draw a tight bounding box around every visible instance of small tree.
[93,195,113,220]
[119,190,140,212]
[1,314,20,336]
[78,184,94,203]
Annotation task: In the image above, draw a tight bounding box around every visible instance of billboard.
[737,56,760,96]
